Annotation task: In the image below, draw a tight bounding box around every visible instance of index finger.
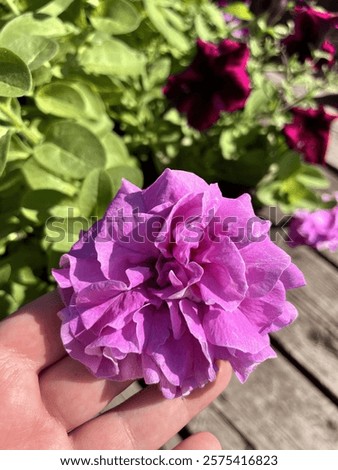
[0,291,66,372]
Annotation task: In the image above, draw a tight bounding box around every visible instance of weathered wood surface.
[273,233,338,399]
[102,381,142,411]
[161,434,183,451]
[326,120,338,169]
[319,166,338,267]
[202,357,338,450]
[188,404,253,450]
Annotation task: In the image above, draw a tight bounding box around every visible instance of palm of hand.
[0,291,231,450]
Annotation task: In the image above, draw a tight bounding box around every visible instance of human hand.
[0,291,232,450]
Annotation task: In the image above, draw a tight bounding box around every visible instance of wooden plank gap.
[271,337,338,407]
[313,248,338,269]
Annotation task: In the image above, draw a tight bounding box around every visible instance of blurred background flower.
[281,4,338,66]
[288,193,338,251]
[283,106,337,164]
[163,39,251,131]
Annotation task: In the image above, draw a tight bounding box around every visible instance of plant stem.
[0,103,41,146]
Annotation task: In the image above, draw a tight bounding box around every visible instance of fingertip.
[186,361,232,407]
[216,360,233,386]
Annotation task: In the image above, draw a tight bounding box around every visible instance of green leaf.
[220,130,237,160]
[0,290,17,318]
[78,165,143,217]
[256,181,281,207]
[21,189,73,223]
[0,13,75,42]
[2,36,59,71]
[0,130,10,177]
[0,48,32,97]
[0,167,24,194]
[202,2,228,32]
[194,14,213,41]
[8,134,31,162]
[244,88,273,118]
[276,152,301,180]
[143,0,189,53]
[91,0,141,35]
[146,58,171,88]
[45,215,90,252]
[296,165,330,189]
[281,177,320,210]
[34,121,106,180]
[224,3,254,21]
[31,64,53,87]
[105,165,143,190]
[78,168,113,217]
[35,81,106,120]
[79,38,145,77]
[22,158,77,196]
[102,132,136,168]
[38,0,75,16]
[0,264,11,285]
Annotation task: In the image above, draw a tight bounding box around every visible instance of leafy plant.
[0,0,337,316]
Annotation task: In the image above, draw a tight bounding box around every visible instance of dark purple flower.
[163,39,251,131]
[215,0,229,6]
[281,5,338,64]
[315,40,336,70]
[53,169,305,399]
[289,196,338,251]
[283,107,336,165]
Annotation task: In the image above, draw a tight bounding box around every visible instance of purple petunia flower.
[53,169,305,399]
[281,5,338,66]
[283,107,337,165]
[315,40,336,71]
[289,196,338,251]
[163,39,251,131]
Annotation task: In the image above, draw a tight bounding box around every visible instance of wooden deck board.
[326,120,338,169]
[188,404,254,450]
[102,382,142,412]
[161,434,183,450]
[206,357,338,450]
[319,166,338,266]
[272,236,338,398]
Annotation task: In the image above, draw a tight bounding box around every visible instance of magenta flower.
[283,107,336,165]
[289,200,338,251]
[281,5,338,65]
[163,39,251,131]
[53,169,305,399]
[315,40,336,71]
[215,0,230,6]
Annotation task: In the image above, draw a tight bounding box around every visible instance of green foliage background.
[0,0,336,316]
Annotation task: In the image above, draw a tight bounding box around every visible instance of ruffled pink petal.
[240,239,291,297]
[204,307,270,354]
